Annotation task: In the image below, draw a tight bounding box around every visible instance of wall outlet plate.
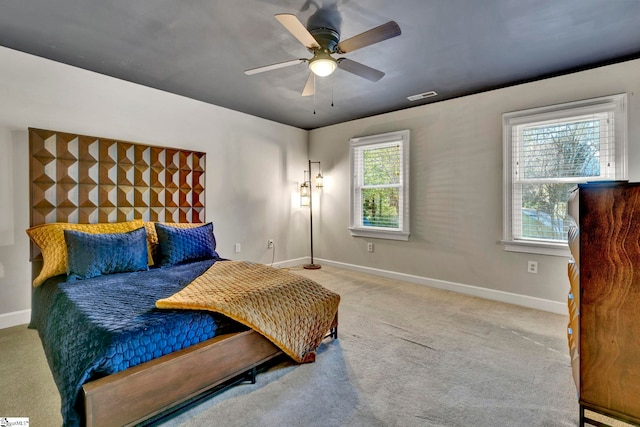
[527,260,538,274]
[367,242,374,252]
[268,239,274,249]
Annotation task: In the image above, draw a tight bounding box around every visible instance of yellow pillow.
[144,222,205,265]
[26,220,145,287]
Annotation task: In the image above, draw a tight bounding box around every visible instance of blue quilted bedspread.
[31,258,243,427]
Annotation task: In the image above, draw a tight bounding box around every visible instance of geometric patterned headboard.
[29,127,206,258]
[29,127,206,225]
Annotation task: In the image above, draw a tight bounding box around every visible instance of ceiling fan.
[244,13,401,97]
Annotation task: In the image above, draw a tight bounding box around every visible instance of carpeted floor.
[0,266,629,426]
[0,320,60,425]
[156,266,579,427]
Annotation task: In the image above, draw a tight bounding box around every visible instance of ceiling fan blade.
[275,13,321,50]
[337,58,385,82]
[336,21,401,53]
[301,73,315,97]
[244,58,305,75]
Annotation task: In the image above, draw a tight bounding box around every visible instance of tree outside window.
[519,119,604,241]
[362,144,400,228]
[503,94,627,256]
[350,130,410,241]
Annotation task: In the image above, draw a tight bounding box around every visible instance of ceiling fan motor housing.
[309,27,340,52]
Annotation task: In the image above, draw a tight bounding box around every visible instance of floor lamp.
[301,160,323,270]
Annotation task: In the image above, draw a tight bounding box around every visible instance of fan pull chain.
[313,74,316,114]
[331,73,334,107]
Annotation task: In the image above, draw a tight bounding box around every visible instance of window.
[349,130,410,241]
[503,94,627,256]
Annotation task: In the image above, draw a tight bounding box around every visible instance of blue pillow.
[64,227,149,281]
[155,222,218,266]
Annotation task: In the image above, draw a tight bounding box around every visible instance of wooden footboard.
[83,329,282,427]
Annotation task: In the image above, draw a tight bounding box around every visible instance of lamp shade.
[300,182,310,207]
[308,53,337,77]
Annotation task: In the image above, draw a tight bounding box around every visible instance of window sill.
[349,227,410,241]
[502,240,570,257]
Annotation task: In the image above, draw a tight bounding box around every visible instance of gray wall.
[0,46,309,327]
[309,59,640,313]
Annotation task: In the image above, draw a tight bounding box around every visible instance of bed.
[27,128,339,427]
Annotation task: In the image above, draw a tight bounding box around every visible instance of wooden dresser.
[567,182,640,426]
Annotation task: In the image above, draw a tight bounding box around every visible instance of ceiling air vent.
[407,91,438,101]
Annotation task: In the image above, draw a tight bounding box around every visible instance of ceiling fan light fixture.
[309,52,337,77]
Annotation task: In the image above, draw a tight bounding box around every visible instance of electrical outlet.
[267,239,274,249]
[367,242,374,252]
[527,260,538,274]
[234,243,241,253]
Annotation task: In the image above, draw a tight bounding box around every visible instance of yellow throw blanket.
[156,261,340,363]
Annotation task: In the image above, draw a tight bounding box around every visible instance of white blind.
[512,111,616,242]
[514,112,616,183]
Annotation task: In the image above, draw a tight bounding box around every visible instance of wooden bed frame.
[83,313,338,427]
[83,314,338,427]
[84,330,283,426]
[28,128,338,426]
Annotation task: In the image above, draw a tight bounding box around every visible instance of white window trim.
[502,94,627,257]
[349,130,410,241]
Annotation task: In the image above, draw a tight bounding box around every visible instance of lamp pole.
[304,160,321,270]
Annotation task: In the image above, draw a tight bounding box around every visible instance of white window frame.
[349,130,410,241]
[502,94,627,256]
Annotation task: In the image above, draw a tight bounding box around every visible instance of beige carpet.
[0,265,632,426]
[0,322,61,425]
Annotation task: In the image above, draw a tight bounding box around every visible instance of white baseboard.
[0,309,31,329]
[314,258,567,315]
[271,257,310,269]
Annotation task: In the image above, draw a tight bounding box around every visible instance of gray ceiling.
[1,0,639,130]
